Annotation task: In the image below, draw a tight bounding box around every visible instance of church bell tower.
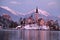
[35,7,39,22]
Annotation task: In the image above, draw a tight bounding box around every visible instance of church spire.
[35,7,39,23]
[36,7,38,13]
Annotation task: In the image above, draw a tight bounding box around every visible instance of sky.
[0,0,60,18]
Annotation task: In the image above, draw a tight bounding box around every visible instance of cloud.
[48,2,57,6]
[58,16,60,18]
[38,9,50,16]
[26,9,50,16]
[0,6,18,15]
[47,1,59,9]
[9,1,21,5]
[0,6,25,16]
[0,6,50,17]
[16,11,26,16]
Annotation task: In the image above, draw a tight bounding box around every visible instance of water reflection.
[0,29,60,40]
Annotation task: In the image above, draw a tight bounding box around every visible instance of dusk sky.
[0,0,60,18]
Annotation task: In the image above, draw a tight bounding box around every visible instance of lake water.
[0,29,60,40]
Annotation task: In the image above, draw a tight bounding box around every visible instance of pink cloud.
[9,1,21,5]
[58,16,60,18]
[0,6,50,16]
[16,11,26,16]
[38,9,50,16]
[48,2,57,6]
[47,2,58,8]
[26,9,50,16]
[0,6,18,15]
[0,6,25,16]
